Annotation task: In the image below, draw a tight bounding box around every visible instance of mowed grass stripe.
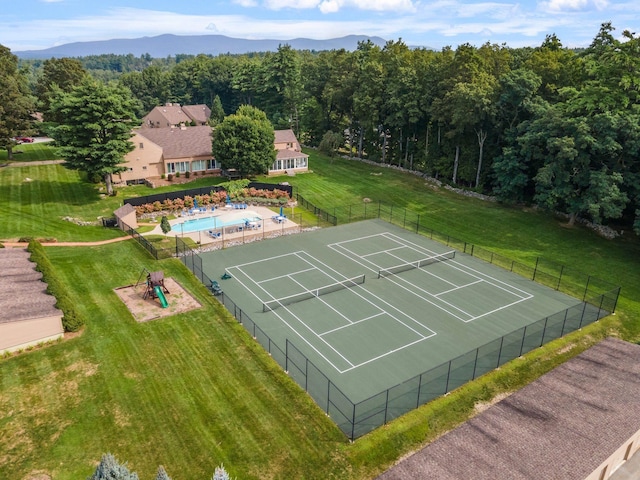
[23,244,345,479]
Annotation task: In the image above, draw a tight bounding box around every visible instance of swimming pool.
[173,212,262,234]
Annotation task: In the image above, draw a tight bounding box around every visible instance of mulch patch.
[114,277,201,322]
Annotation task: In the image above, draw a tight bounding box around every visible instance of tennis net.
[378,250,456,278]
[262,274,366,312]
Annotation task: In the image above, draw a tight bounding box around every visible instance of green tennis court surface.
[202,219,584,404]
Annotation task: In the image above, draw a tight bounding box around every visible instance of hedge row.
[27,240,84,332]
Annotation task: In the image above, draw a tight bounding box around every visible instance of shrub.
[160,216,171,234]
[152,201,163,212]
[185,170,191,179]
[160,174,165,180]
[167,174,173,181]
[176,171,181,178]
[27,240,85,332]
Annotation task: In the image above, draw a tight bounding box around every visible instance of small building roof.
[137,126,213,159]
[0,249,62,324]
[274,129,300,146]
[377,337,640,480]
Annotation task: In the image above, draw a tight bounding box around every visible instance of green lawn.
[0,149,639,479]
[0,142,60,162]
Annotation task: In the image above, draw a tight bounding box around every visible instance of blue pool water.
[173,214,261,233]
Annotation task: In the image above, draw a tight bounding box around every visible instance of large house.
[141,103,211,128]
[114,125,308,185]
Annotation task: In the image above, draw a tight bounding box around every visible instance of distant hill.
[15,34,388,59]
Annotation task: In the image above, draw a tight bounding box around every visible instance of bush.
[176,171,181,178]
[160,216,171,234]
[185,170,191,179]
[27,240,85,332]
[167,174,173,181]
[161,174,165,179]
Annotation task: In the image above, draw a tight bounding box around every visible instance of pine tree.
[88,453,139,480]
[154,465,172,480]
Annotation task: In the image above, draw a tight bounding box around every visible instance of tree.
[155,465,172,480]
[88,453,139,480]
[210,94,225,126]
[35,57,88,121]
[212,105,276,176]
[212,464,231,480]
[318,130,343,158]
[0,45,35,160]
[49,78,140,195]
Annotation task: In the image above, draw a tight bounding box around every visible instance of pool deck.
[146,205,298,246]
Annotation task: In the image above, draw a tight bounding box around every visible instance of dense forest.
[11,22,640,233]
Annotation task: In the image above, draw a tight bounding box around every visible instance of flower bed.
[134,188,290,216]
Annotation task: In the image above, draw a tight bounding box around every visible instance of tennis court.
[201,219,585,405]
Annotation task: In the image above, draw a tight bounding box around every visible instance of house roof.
[143,104,212,127]
[0,249,62,324]
[181,104,211,124]
[274,129,300,146]
[276,149,308,160]
[137,126,213,159]
[377,337,640,480]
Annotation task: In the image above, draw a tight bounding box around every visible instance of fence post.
[285,339,289,373]
[471,348,480,379]
[384,389,390,424]
[532,257,540,281]
[556,265,564,290]
[582,275,591,301]
[496,337,505,368]
[416,214,420,233]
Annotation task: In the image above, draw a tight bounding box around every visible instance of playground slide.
[154,286,169,308]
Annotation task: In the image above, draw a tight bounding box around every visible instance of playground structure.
[137,269,170,308]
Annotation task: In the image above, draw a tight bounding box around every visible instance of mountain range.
[15,34,388,59]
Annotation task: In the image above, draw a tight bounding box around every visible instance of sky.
[1,0,638,53]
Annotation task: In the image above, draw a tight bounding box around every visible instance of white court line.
[296,252,437,373]
[361,245,406,258]
[434,279,483,296]
[227,248,438,373]
[319,312,387,336]
[328,242,474,321]
[382,232,533,300]
[256,266,316,285]
[231,250,307,269]
[227,260,356,371]
[294,251,437,341]
[330,232,535,322]
[287,273,356,326]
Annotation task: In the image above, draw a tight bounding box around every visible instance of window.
[139,142,144,149]
[166,161,189,174]
[191,160,206,171]
[207,159,220,170]
[142,166,147,170]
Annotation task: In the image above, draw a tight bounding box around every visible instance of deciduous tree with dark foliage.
[49,78,140,195]
[212,105,276,176]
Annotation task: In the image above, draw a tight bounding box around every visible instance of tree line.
[4,22,640,233]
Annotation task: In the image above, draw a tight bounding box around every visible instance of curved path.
[2,236,132,248]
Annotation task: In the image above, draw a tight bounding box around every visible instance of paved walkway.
[5,159,65,167]
[2,236,132,248]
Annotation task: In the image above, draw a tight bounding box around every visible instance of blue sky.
[1,0,638,52]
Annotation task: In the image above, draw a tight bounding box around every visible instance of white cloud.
[538,0,608,12]
[263,0,416,12]
[233,0,259,6]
